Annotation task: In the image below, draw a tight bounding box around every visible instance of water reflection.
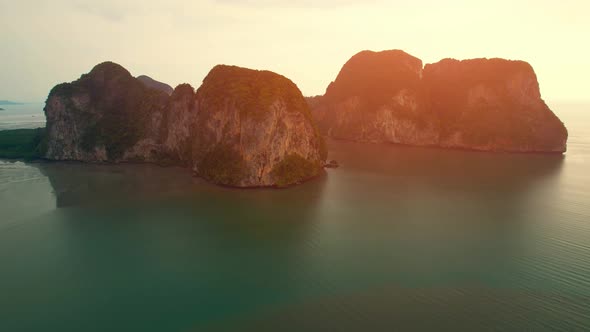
[7,162,330,331]
[34,162,199,208]
[32,140,565,213]
[3,140,581,332]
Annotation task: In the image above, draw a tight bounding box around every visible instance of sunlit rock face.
[44,62,326,187]
[311,50,568,153]
[423,58,568,152]
[191,65,327,187]
[313,50,439,145]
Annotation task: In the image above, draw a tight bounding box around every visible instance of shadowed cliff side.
[43,62,170,162]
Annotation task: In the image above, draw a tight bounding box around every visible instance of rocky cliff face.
[423,58,567,152]
[161,84,198,165]
[190,65,326,187]
[43,62,326,187]
[313,50,438,145]
[44,62,170,162]
[311,50,568,153]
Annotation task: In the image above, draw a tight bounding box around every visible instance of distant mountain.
[136,75,173,95]
[0,100,23,105]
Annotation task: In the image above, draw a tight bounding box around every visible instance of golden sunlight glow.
[1,0,589,107]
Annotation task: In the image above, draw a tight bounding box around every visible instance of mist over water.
[0,103,45,130]
[0,103,589,331]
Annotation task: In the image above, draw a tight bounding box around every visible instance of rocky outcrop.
[160,84,198,165]
[313,50,438,145]
[44,62,169,162]
[137,75,174,95]
[190,65,326,187]
[423,58,567,152]
[44,62,168,162]
[43,62,326,187]
[311,50,568,153]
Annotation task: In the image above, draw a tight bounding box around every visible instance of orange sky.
[1,0,589,104]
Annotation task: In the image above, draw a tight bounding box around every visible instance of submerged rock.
[43,62,326,187]
[311,50,568,153]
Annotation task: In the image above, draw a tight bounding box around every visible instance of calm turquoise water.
[0,103,589,331]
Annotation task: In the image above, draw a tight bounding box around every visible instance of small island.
[0,107,5,111]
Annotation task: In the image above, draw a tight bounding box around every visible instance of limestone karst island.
[0,50,568,188]
[311,50,567,153]
[42,62,326,187]
[3,0,590,330]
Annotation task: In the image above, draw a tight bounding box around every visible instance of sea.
[0,103,46,130]
[0,102,589,331]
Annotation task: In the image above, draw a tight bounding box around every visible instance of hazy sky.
[1,0,589,103]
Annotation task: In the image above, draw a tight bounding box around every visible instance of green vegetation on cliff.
[271,153,319,187]
[80,88,166,159]
[197,65,314,121]
[197,144,246,186]
[171,83,196,101]
[325,50,423,107]
[49,62,169,160]
[0,128,46,160]
[197,65,327,165]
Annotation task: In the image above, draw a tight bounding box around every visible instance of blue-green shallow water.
[0,103,589,331]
